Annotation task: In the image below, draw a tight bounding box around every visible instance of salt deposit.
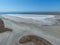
[0,14,60,45]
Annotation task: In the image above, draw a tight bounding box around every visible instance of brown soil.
[19,35,53,45]
[0,19,4,28]
[0,19,12,33]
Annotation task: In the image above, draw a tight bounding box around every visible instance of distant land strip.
[0,12,60,15]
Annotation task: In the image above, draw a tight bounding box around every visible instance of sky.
[0,0,60,12]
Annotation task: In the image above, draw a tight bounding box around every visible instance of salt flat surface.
[0,14,60,45]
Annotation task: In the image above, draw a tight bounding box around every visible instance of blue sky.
[0,0,60,12]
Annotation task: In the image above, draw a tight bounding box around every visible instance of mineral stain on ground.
[0,19,12,33]
[19,35,53,45]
